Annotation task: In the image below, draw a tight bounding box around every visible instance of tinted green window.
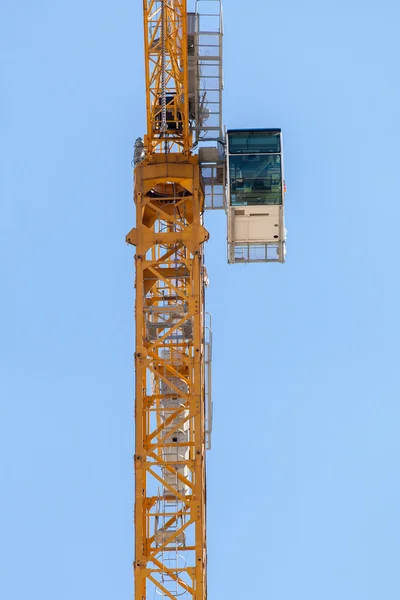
[229,154,282,206]
[228,130,281,154]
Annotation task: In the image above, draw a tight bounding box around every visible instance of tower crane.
[126,3,286,600]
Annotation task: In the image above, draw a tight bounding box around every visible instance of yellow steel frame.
[143,0,191,155]
[127,153,208,600]
[129,3,207,600]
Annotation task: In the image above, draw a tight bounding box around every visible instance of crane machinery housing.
[126,2,286,600]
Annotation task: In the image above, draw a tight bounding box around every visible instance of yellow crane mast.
[127,2,285,600]
[127,3,210,600]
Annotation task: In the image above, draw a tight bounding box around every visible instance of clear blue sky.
[1,0,400,598]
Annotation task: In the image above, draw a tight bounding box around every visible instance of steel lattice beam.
[143,0,190,155]
[127,154,208,600]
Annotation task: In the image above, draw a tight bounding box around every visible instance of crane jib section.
[127,154,208,600]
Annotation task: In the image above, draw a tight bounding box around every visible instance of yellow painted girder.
[128,156,207,600]
[143,0,191,155]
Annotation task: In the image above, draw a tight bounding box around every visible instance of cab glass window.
[229,154,282,206]
[228,130,281,154]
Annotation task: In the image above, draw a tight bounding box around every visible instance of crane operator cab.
[227,129,286,263]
